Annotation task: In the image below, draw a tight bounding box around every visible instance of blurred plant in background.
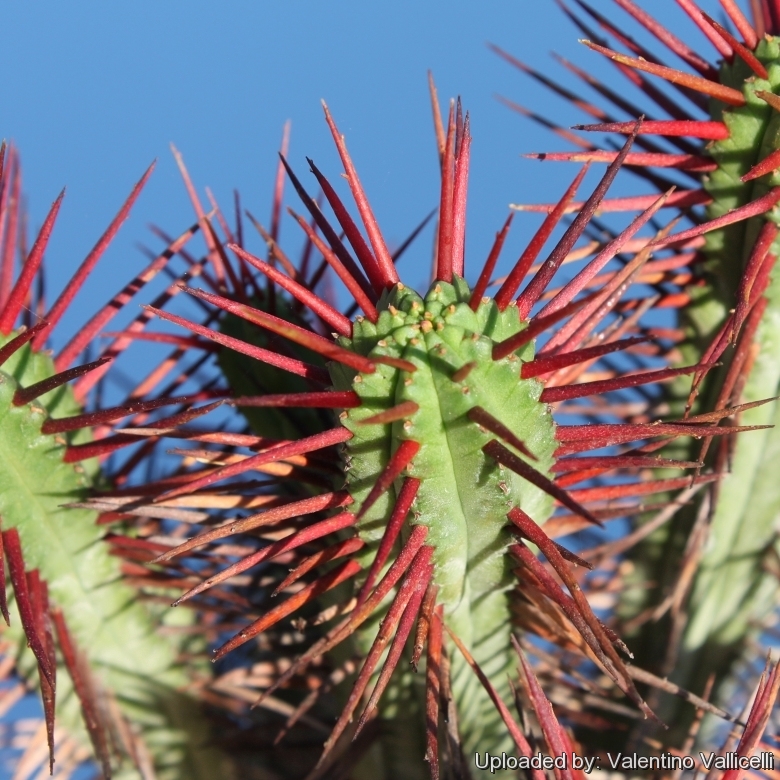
[494,0,780,748]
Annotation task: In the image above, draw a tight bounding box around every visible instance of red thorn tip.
[722,663,780,780]
[317,547,434,762]
[358,401,419,426]
[552,455,702,474]
[174,511,358,606]
[483,439,602,527]
[129,399,224,430]
[232,391,361,409]
[436,101,457,283]
[2,529,55,687]
[428,71,446,164]
[181,284,377,374]
[213,559,362,660]
[467,406,537,460]
[527,150,716,171]
[451,361,477,382]
[12,357,111,406]
[492,296,593,361]
[269,121,290,245]
[170,145,227,284]
[445,623,541,770]
[353,562,432,737]
[42,392,216,435]
[757,90,780,113]
[278,155,378,311]
[683,397,779,425]
[320,102,397,288]
[580,40,745,106]
[288,207,381,322]
[540,363,712,404]
[273,536,365,595]
[153,492,351,563]
[569,475,718,503]
[514,190,710,215]
[54,219,200,372]
[357,439,421,520]
[156,427,353,502]
[98,330,218,351]
[521,336,650,379]
[227,243,352,337]
[741,148,780,182]
[0,190,65,336]
[245,211,299,279]
[495,165,588,311]
[610,0,719,76]
[554,422,769,456]
[31,162,156,350]
[305,157,390,292]
[143,305,330,383]
[450,112,471,279]
[547,539,594,571]
[647,189,780,249]
[372,354,418,372]
[516,122,640,318]
[470,212,514,310]
[0,321,49,368]
[574,120,729,140]
[356,477,420,607]
[0,152,21,315]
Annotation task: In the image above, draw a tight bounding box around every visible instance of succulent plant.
[494,0,780,744]
[72,88,771,778]
[5,1,780,777]
[0,144,233,779]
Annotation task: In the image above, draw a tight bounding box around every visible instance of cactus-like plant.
[0,144,233,779]
[495,0,780,743]
[5,1,780,776]
[67,92,775,778]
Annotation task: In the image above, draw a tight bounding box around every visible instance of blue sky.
[2,0,731,440]
[0,0,706,354]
